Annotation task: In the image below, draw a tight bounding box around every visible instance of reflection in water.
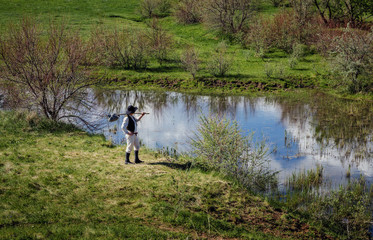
[90,89,373,185]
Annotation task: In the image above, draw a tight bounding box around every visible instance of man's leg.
[125,134,134,164]
[134,135,143,163]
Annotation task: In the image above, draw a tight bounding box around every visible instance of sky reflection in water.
[92,89,373,186]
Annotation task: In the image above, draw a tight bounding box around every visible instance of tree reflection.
[92,89,372,167]
[273,92,373,165]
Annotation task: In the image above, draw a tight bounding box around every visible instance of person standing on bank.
[121,105,147,164]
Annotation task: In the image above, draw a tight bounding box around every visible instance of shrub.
[269,10,302,53]
[310,177,373,239]
[181,46,200,79]
[96,28,151,70]
[313,27,344,56]
[207,42,233,77]
[139,0,172,18]
[190,114,278,192]
[244,10,318,54]
[203,0,257,34]
[243,18,272,57]
[264,63,285,78]
[288,43,305,69]
[174,0,203,24]
[270,0,284,7]
[146,18,173,65]
[282,171,373,239]
[329,26,373,93]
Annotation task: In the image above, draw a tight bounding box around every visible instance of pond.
[88,89,373,186]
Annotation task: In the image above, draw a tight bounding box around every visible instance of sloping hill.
[0,111,329,239]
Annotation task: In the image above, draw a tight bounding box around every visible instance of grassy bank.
[0,110,332,239]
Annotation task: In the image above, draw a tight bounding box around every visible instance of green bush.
[207,42,233,77]
[310,177,373,239]
[281,169,373,239]
[329,26,373,94]
[190,114,278,192]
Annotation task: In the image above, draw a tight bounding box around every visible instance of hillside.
[0,0,334,94]
[0,111,331,239]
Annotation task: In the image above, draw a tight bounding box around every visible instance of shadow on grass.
[148,161,192,170]
[145,66,182,73]
[292,68,309,71]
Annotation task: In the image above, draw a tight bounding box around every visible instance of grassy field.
[0,110,333,239]
[0,0,332,94]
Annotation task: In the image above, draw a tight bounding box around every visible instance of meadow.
[0,111,330,239]
[0,0,332,94]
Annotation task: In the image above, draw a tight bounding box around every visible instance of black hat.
[126,105,138,114]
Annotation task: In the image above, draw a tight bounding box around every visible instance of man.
[121,105,146,164]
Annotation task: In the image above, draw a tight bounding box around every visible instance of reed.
[286,164,323,191]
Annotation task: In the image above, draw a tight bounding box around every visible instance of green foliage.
[286,165,323,191]
[0,0,337,95]
[280,166,373,239]
[190,114,278,192]
[329,26,373,93]
[288,43,305,69]
[309,177,373,239]
[207,42,234,77]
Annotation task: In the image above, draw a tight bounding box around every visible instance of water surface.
[89,89,373,186]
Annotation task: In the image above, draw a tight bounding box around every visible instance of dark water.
[88,89,373,186]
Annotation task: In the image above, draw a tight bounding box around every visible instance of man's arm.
[121,117,130,135]
[136,113,146,122]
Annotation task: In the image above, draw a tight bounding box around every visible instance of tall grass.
[286,164,323,191]
[279,167,373,240]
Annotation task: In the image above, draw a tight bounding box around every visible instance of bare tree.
[0,18,97,122]
[181,46,200,79]
[313,0,373,27]
[174,0,203,24]
[139,0,172,18]
[146,18,173,65]
[270,0,284,7]
[203,0,257,34]
[93,27,151,70]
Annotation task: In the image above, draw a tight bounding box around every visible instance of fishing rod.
[107,112,150,122]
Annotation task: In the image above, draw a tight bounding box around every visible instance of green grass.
[0,110,331,239]
[0,0,335,95]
